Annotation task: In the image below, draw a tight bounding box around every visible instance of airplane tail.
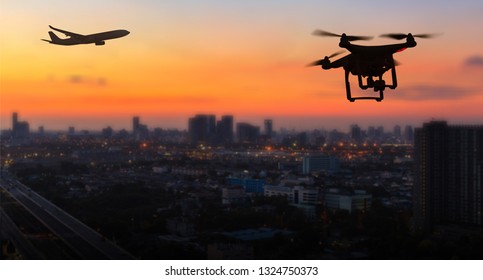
[42,31,62,44]
[48,31,61,43]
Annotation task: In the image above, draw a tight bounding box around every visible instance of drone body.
[310,30,437,102]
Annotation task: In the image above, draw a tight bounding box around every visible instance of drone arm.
[330,55,351,69]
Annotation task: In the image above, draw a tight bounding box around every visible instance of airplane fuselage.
[84,30,130,42]
[43,26,129,46]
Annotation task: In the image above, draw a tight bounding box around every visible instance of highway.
[0,208,44,259]
[0,172,135,259]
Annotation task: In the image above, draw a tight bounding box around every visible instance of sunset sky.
[1,0,482,131]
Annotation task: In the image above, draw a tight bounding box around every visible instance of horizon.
[1,111,480,133]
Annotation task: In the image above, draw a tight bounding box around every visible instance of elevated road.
[0,172,134,259]
[0,208,44,259]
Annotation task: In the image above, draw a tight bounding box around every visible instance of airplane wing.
[49,25,84,38]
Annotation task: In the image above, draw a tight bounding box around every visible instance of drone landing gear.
[345,71,384,102]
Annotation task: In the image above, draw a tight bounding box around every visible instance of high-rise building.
[188,114,216,145]
[375,126,384,138]
[132,116,140,134]
[393,125,401,138]
[413,121,483,232]
[102,126,113,138]
[264,119,273,138]
[216,115,234,145]
[12,112,18,129]
[404,125,414,144]
[132,116,148,141]
[367,126,375,139]
[350,124,362,143]
[11,112,30,140]
[236,122,260,144]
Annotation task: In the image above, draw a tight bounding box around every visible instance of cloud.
[393,85,477,101]
[68,75,107,86]
[464,55,483,68]
[80,95,217,105]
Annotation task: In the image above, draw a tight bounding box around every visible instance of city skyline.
[1,1,483,131]
[1,111,464,135]
[0,112,462,132]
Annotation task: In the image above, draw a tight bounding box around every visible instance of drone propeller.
[307,59,326,67]
[312,29,373,41]
[307,50,345,67]
[380,33,441,40]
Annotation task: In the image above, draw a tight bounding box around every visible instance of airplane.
[42,25,130,46]
[309,30,439,102]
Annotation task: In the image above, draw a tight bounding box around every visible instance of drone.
[309,30,439,102]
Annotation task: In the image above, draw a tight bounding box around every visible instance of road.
[0,208,44,259]
[0,172,134,259]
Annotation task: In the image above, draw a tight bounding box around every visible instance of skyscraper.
[216,115,234,145]
[132,116,148,141]
[367,126,375,139]
[264,119,273,138]
[350,124,362,143]
[11,112,30,141]
[132,116,140,134]
[188,114,216,145]
[12,112,18,129]
[237,122,260,144]
[404,125,414,144]
[393,125,401,138]
[413,121,483,232]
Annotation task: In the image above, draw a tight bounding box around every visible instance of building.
[11,112,30,141]
[404,125,414,144]
[132,116,140,134]
[413,121,483,232]
[393,125,401,139]
[188,114,216,145]
[264,119,273,138]
[367,126,375,139]
[216,115,234,145]
[102,126,113,138]
[302,154,340,174]
[236,123,260,144]
[264,185,293,201]
[226,177,265,194]
[222,186,246,205]
[293,186,320,205]
[375,126,384,138]
[323,189,372,213]
[264,185,321,205]
[350,124,362,143]
[132,116,148,141]
[264,184,321,219]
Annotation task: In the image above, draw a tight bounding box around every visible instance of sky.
[1,0,483,131]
